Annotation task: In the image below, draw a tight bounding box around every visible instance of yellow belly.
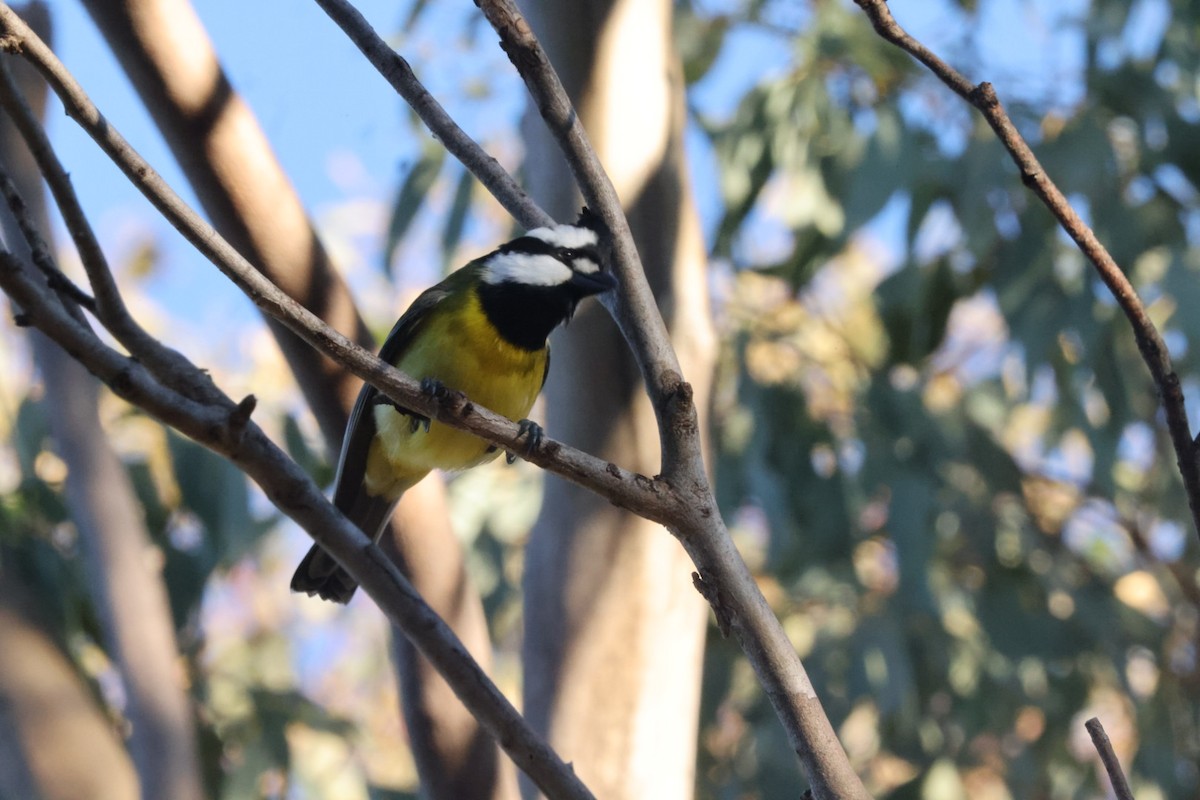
[363,302,547,498]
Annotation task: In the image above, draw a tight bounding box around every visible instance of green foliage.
[0,401,88,640]
[283,413,334,488]
[163,431,274,629]
[688,0,1200,797]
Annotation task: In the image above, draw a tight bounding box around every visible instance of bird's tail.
[290,488,402,604]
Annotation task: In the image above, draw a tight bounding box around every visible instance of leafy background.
[2,0,1199,798]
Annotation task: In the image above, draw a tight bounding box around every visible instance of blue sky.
[44,1,429,328]
[32,0,1119,335]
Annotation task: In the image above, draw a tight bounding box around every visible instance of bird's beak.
[569,269,618,297]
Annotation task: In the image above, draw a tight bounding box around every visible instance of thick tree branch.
[853,0,1200,541]
[0,245,597,800]
[0,589,141,800]
[312,0,550,231]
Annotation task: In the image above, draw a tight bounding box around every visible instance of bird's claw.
[506,419,544,464]
[420,377,448,398]
[406,377,451,433]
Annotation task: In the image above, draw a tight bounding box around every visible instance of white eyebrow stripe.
[526,224,599,249]
[572,257,600,274]
[483,252,573,286]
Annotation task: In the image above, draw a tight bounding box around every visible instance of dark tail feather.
[290,489,401,604]
[290,545,362,603]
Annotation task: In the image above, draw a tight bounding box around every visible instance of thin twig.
[311,0,550,231]
[0,58,222,405]
[0,247,598,800]
[1085,717,1135,800]
[852,0,1200,541]
[0,169,95,314]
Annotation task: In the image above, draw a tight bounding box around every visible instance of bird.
[291,211,615,603]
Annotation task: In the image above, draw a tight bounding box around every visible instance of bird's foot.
[420,377,448,399]
[374,392,430,433]
[506,419,544,464]
[409,378,467,433]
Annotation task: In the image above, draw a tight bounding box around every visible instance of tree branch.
[474,0,700,479]
[0,244,597,800]
[312,0,551,231]
[0,57,224,406]
[0,173,93,314]
[1085,717,1135,800]
[852,0,1200,541]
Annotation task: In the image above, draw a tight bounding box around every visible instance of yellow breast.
[364,290,547,495]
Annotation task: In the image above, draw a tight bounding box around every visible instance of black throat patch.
[477,280,576,351]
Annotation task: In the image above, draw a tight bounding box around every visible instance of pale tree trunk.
[520,1,715,797]
[78,2,515,796]
[0,586,140,800]
[0,7,204,798]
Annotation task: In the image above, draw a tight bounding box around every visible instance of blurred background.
[1,0,1199,798]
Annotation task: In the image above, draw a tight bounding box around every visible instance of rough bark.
[520,0,714,796]
[76,2,514,795]
[0,8,203,797]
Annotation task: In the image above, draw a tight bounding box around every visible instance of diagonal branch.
[0,57,224,406]
[0,172,94,315]
[312,0,550,231]
[852,0,1200,540]
[0,245,597,800]
[474,0,700,481]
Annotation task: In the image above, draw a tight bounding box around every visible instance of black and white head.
[477,216,616,350]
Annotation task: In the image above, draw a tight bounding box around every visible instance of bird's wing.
[331,279,457,513]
